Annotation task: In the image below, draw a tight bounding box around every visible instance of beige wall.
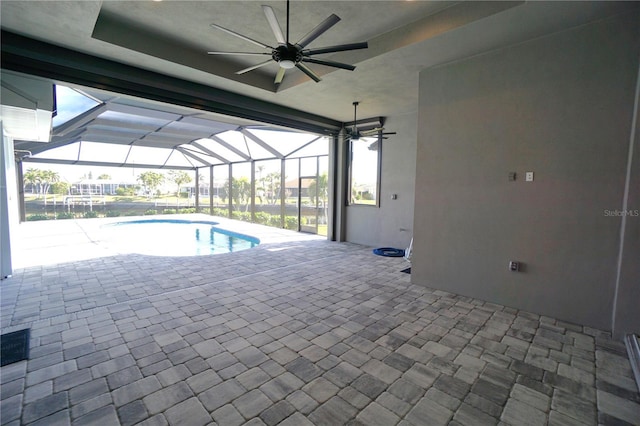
[413,13,639,332]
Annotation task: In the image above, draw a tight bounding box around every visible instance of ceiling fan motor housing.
[272,45,302,67]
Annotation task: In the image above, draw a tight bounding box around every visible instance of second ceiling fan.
[208,0,368,87]
[346,101,397,148]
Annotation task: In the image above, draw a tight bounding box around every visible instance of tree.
[51,181,70,196]
[232,177,251,212]
[264,172,282,205]
[168,170,192,206]
[218,181,228,204]
[308,172,329,224]
[255,165,265,205]
[40,170,60,205]
[97,174,111,180]
[23,169,60,203]
[23,168,41,196]
[137,171,165,199]
[308,173,328,205]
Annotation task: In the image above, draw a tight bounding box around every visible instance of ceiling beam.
[190,141,230,164]
[175,146,213,167]
[53,103,108,136]
[240,128,283,159]
[134,132,195,146]
[284,136,322,158]
[209,135,251,161]
[1,31,342,135]
[21,157,194,170]
[22,134,82,156]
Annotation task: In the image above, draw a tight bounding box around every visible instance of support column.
[280,159,286,228]
[331,130,348,241]
[16,159,25,222]
[194,168,200,211]
[327,137,336,241]
[228,164,233,218]
[1,126,16,279]
[209,165,214,216]
[250,161,256,223]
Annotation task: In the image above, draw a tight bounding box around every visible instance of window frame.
[348,134,381,207]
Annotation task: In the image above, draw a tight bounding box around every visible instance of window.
[349,136,380,206]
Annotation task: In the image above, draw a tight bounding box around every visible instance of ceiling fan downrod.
[286,0,290,44]
[352,101,359,136]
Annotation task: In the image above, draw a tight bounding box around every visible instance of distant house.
[183,182,211,197]
[71,179,138,195]
[284,178,311,198]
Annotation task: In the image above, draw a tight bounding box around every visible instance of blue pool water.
[102,219,259,256]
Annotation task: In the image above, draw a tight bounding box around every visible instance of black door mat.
[1,329,30,366]
[401,267,411,274]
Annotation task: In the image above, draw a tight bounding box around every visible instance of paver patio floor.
[1,216,639,425]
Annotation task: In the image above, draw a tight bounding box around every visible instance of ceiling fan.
[346,101,396,150]
[207,0,368,87]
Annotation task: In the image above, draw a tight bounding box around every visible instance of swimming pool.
[102,219,259,256]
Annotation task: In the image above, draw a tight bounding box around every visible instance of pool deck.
[8,214,324,269]
[1,215,639,425]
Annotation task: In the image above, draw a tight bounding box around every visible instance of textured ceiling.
[0,1,635,124]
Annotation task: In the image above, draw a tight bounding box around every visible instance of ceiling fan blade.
[210,23,272,49]
[208,51,271,56]
[275,67,286,85]
[295,14,341,49]
[360,127,384,136]
[304,42,368,56]
[236,59,273,75]
[262,5,286,45]
[382,132,397,136]
[301,58,355,71]
[295,63,321,82]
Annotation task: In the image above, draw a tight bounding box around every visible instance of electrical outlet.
[509,261,520,272]
[525,172,534,182]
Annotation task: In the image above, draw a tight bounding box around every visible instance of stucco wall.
[412,13,639,331]
[345,112,417,249]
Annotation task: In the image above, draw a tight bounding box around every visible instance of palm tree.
[256,165,266,205]
[232,177,251,212]
[40,170,60,205]
[23,168,41,196]
[168,170,192,207]
[308,172,329,224]
[23,169,59,203]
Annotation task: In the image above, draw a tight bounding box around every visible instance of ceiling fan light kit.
[208,0,368,86]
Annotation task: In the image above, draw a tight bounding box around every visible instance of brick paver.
[1,217,638,425]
